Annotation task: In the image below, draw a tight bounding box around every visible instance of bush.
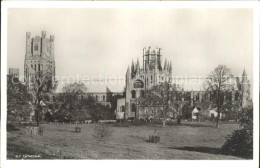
[221,105,253,159]
[93,124,112,143]
[221,128,252,158]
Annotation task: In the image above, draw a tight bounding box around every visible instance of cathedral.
[24,31,56,88]
[117,47,251,120]
[122,47,173,119]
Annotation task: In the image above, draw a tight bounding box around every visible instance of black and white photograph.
[1,2,259,167]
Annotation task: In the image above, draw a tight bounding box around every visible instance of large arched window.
[133,80,144,88]
[131,104,136,112]
[131,90,136,98]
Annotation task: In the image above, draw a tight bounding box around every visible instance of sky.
[7,8,253,91]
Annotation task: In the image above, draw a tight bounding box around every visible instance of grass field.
[7,121,243,160]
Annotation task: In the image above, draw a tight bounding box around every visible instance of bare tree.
[142,81,175,127]
[29,70,53,127]
[204,65,235,128]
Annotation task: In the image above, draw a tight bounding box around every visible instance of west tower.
[24,31,55,88]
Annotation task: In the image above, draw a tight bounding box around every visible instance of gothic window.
[38,64,40,71]
[34,44,38,51]
[35,64,36,71]
[133,80,144,88]
[131,104,136,112]
[151,76,153,83]
[131,90,136,98]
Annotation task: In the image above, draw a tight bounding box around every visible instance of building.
[53,81,124,110]
[24,31,55,88]
[9,68,19,78]
[122,47,172,119]
[117,47,251,120]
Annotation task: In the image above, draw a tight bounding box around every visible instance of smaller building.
[209,109,224,119]
[191,107,200,119]
[9,68,19,78]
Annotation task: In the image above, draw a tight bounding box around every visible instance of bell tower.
[24,31,56,89]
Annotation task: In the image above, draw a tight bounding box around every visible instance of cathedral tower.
[124,47,172,118]
[24,31,55,88]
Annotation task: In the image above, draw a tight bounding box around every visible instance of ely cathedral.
[117,47,251,120]
[123,47,173,119]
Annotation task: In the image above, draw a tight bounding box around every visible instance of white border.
[1,1,259,168]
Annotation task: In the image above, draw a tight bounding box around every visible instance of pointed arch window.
[131,90,136,98]
[131,104,136,112]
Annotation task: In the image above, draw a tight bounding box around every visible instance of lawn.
[7,121,243,160]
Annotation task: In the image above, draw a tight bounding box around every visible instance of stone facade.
[125,47,172,118]
[24,31,55,88]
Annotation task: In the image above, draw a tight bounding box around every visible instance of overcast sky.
[7,8,253,91]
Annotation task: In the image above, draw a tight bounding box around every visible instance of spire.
[169,62,172,73]
[155,53,158,70]
[131,60,135,78]
[136,59,140,74]
[164,59,167,70]
[126,66,130,76]
[241,68,247,83]
[167,61,170,71]
[242,68,247,77]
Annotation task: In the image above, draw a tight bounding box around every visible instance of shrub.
[93,124,112,143]
[221,105,253,159]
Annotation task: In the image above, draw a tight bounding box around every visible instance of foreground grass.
[7,122,243,159]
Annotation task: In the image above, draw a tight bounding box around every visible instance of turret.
[164,59,167,70]
[126,66,131,81]
[169,62,172,74]
[26,32,31,55]
[157,48,162,70]
[241,68,250,107]
[131,60,135,78]
[136,59,140,74]
[42,31,46,38]
[50,35,55,58]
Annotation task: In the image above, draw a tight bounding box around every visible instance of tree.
[29,70,53,127]
[7,75,32,123]
[58,82,93,124]
[140,81,175,127]
[204,65,235,128]
[181,103,193,119]
[221,103,253,158]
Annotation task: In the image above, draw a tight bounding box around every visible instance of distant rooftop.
[55,80,124,94]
